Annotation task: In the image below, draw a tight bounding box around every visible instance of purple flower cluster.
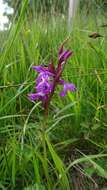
[28,42,76,109]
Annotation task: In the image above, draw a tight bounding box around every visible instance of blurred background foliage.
[3,0,107,21]
[3,0,68,20]
[80,0,107,14]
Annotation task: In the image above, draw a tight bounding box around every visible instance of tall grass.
[0,0,107,189]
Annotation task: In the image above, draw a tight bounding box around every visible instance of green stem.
[42,116,51,189]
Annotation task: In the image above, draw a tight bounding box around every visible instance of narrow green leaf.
[46,135,70,190]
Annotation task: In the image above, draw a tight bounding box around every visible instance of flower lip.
[28,92,47,101]
[36,80,53,94]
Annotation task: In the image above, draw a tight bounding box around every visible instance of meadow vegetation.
[0,0,107,189]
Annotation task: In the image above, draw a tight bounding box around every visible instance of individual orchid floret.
[58,49,73,65]
[28,92,47,101]
[36,79,53,94]
[28,41,76,113]
[59,82,76,97]
[36,71,54,85]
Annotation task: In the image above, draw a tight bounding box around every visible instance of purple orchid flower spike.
[28,40,76,115]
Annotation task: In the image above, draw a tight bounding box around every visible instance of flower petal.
[32,66,55,75]
[36,80,53,94]
[32,66,49,73]
[32,66,45,72]
[28,92,46,101]
[64,50,73,60]
[59,50,72,64]
[28,93,40,101]
[36,72,54,87]
[58,79,65,85]
[59,82,76,97]
[64,83,76,92]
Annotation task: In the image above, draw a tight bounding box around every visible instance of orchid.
[28,41,76,112]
